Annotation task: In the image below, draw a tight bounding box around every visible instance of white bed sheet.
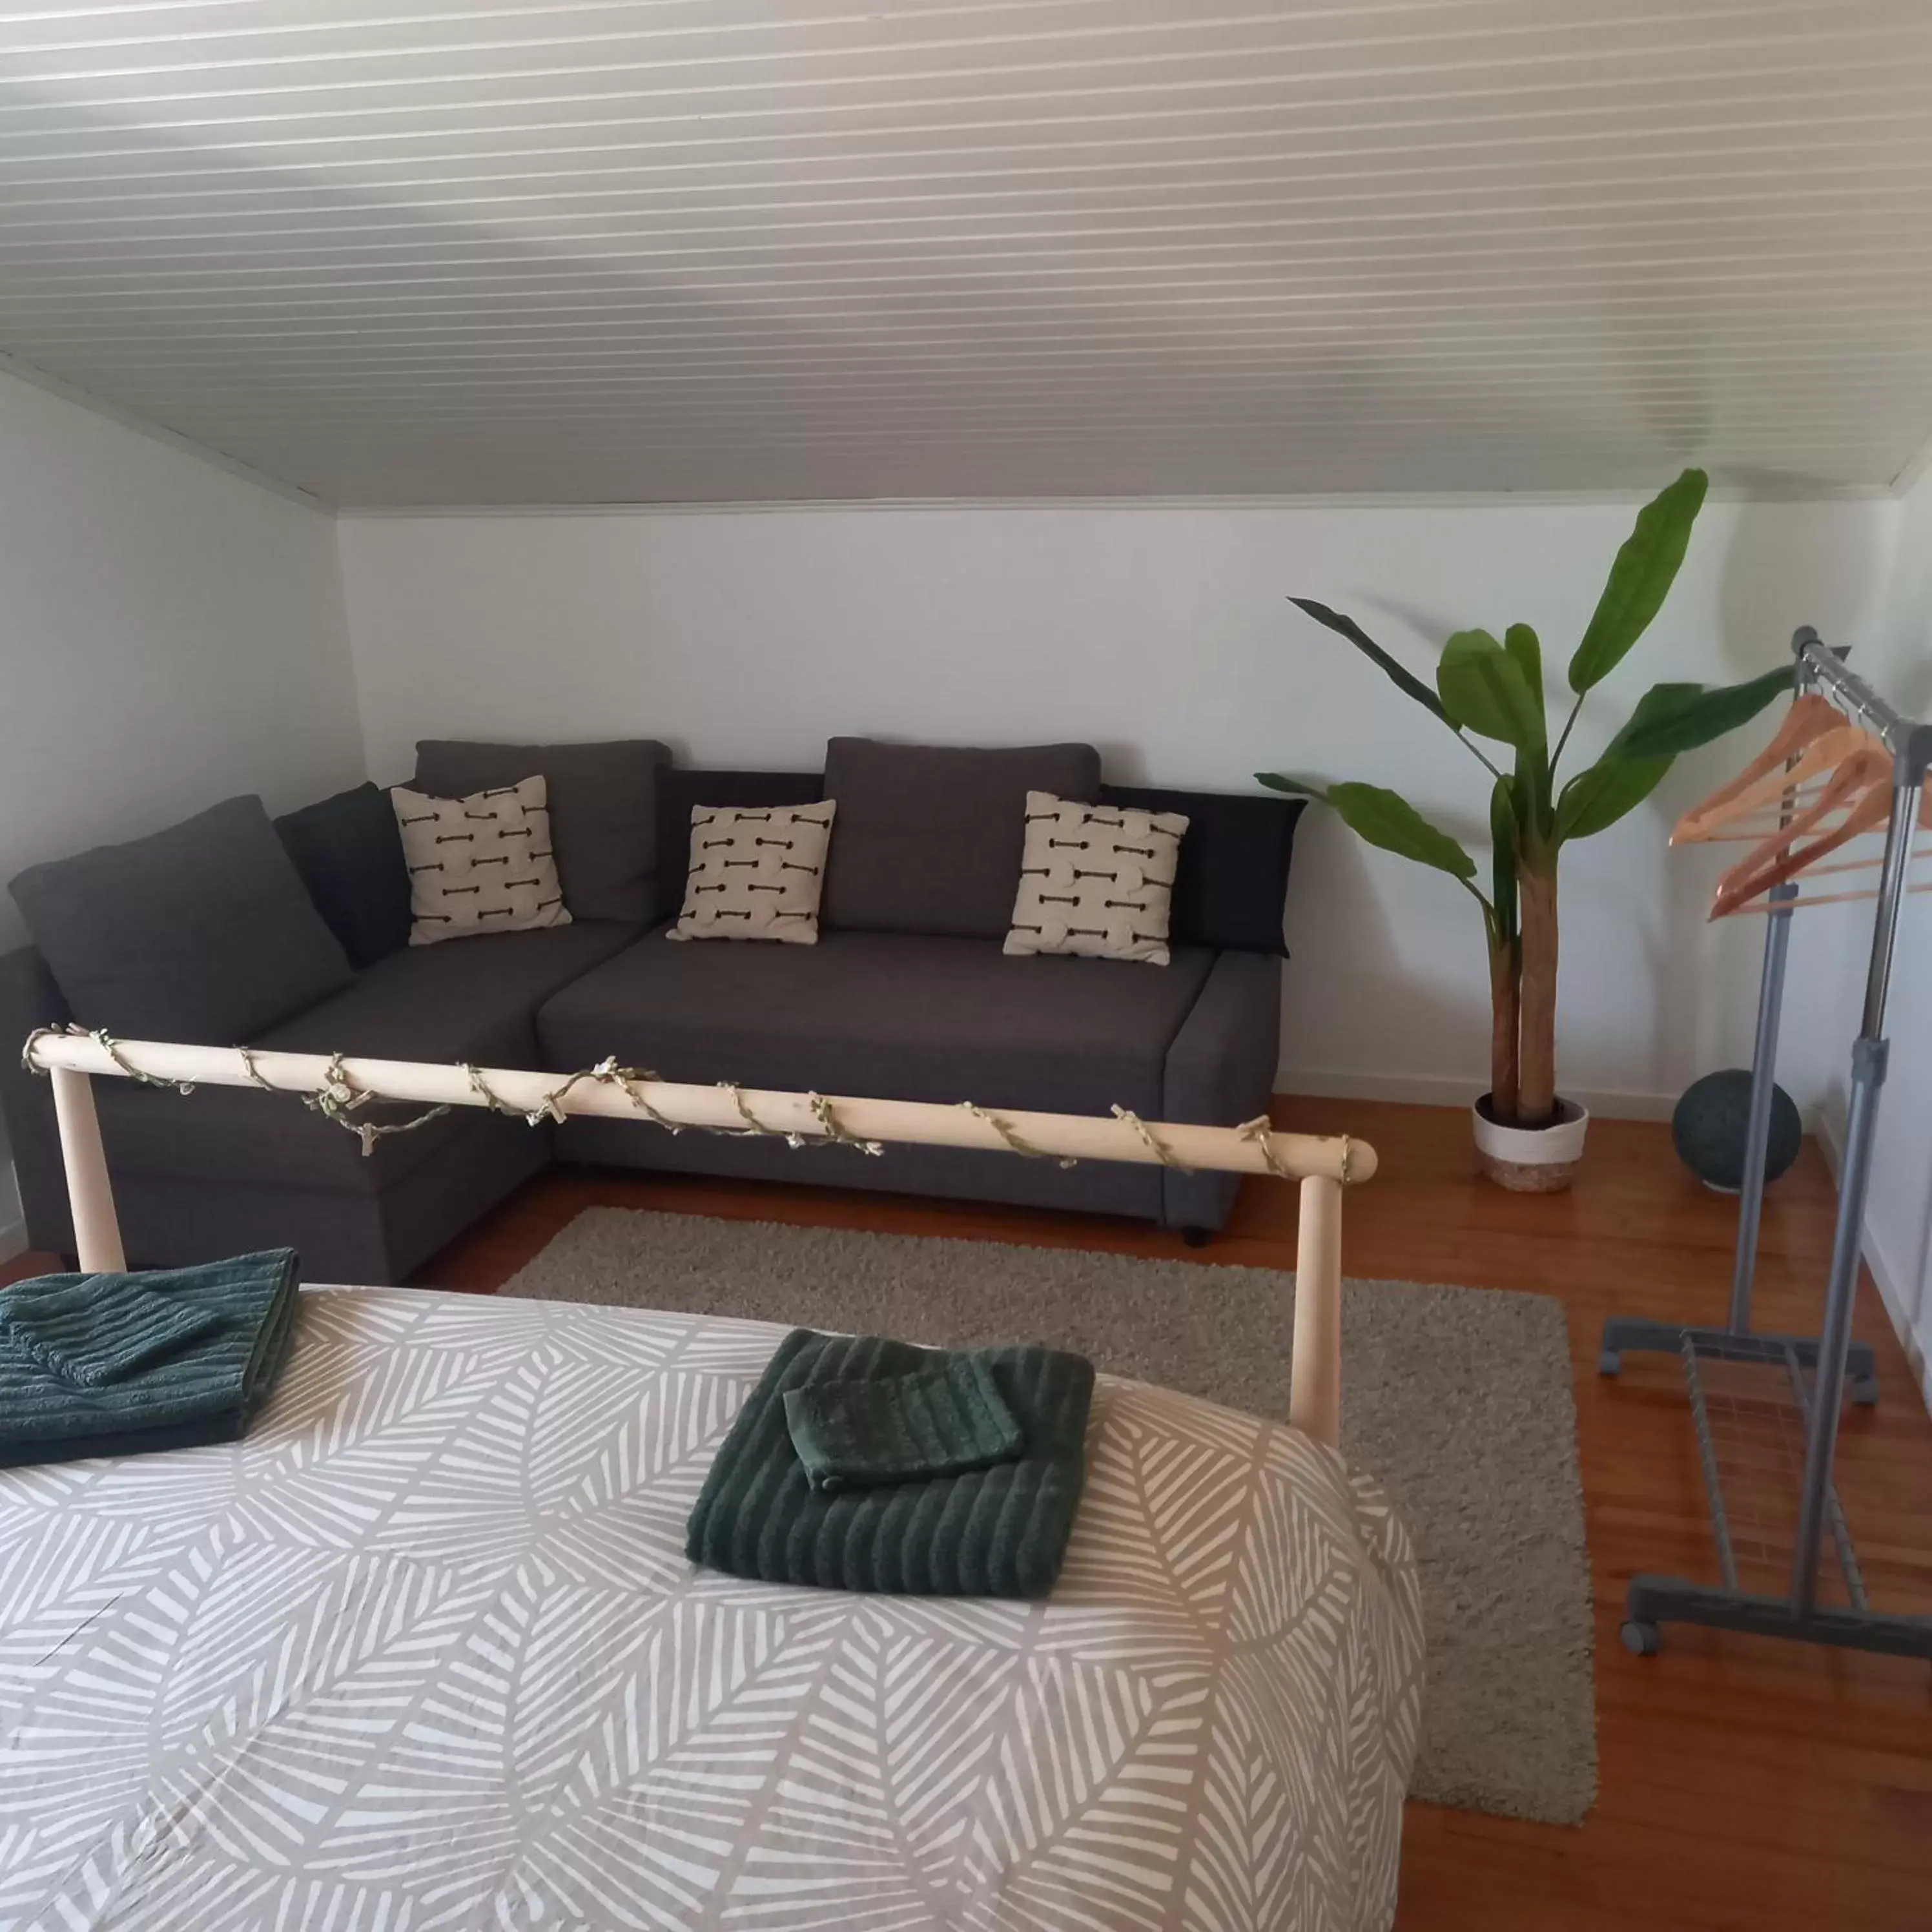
[0,1286,1423,1931]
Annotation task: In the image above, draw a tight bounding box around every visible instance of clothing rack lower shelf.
[1610,1326,1931,1661]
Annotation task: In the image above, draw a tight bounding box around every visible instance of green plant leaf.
[1554,754,1672,842]
[1504,622,1544,718]
[1326,781,1477,879]
[1290,597,1448,719]
[1257,771,1328,798]
[1490,776,1519,940]
[1438,630,1547,748]
[1567,468,1709,694]
[1605,681,1702,754]
[1613,664,1794,758]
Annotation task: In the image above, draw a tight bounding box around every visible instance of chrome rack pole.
[1725,889,1798,1333]
[1789,774,1920,1608]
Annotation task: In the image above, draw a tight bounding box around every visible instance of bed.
[0,1284,1423,1932]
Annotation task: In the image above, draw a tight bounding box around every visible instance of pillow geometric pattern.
[1005,790,1190,965]
[390,776,571,946]
[668,802,837,944]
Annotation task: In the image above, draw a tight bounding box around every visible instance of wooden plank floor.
[9,1099,1930,1926]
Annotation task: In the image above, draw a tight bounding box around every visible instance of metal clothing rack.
[1599,626,1932,1661]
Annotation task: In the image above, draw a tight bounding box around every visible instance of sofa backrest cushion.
[821,737,1102,940]
[9,795,355,1045]
[654,767,824,919]
[412,739,670,924]
[274,782,413,969]
[1100,785,1304,956]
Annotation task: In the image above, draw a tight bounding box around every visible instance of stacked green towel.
[783,1353,1025,1493]
[688,1330,1095,1599]
[0,1249,300,1467]
[1,1275,227,1388]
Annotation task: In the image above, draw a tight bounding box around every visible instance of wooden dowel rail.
[48,1065,125,1276]
[22,1031,1376,1448]
[23,1033,1375,1184]
[1290,1173,1343,1447]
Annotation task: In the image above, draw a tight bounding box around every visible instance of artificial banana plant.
[1262,469,1793,1132]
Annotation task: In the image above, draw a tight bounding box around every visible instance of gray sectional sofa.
[1,738,1301,1283]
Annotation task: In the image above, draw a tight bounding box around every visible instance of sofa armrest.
[1158,949,1282,1232]
[0,945,76,1259]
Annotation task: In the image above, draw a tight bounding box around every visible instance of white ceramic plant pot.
[1472,1094,1590,1193]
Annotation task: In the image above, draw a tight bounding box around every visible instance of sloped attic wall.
[0,365,365,1255]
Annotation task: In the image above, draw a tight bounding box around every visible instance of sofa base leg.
[1180,1226,1212,1249]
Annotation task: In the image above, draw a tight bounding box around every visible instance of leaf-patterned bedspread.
[0,1286,1424,1931]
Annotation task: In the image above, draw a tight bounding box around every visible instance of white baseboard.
[1278,1067,1679,1122]
[1812,1113,1932,1414]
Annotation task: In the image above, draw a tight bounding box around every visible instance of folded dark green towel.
[688,1330,1095,1598]
[1,1275,227,1388]
[0,1249,300,1466]
[783,1352,1024,1493]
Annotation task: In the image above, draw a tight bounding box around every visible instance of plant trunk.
[1517,860,1559,1126]
[1488,938,1520,1123]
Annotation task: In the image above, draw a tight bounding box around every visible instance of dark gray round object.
[1672,1069,1802,1191]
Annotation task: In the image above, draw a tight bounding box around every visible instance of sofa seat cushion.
[537,925,1215,1121]
[265,919,639,1065]
[91,921,640,1197]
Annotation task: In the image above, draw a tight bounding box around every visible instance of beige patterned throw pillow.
[668,802,837,943]
[1005,791,1189,964]
[391,776,571,945]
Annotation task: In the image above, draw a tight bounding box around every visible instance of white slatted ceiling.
[2,0,1929,506]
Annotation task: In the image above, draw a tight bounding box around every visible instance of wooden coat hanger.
[1672,694,1844,838]
[1674,723,1883,844]
[1732,876,1932,916]
[1716,774,1932,916]
[1711,755,1895,916]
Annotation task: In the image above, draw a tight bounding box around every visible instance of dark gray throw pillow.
[821,737,1102,940]
[10,795,355,1045]
[1100,785,1304,956]
[274,782,413,969]
[412,739,671,924]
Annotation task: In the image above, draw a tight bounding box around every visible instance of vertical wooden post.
[1290,1173,1343,1449]
[50,1067,125,1275]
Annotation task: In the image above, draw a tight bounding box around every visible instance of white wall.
[0,365,366,1253]
[339,496,1895,1117]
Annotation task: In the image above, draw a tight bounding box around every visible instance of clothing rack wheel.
[1620,1618,1663,1658]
